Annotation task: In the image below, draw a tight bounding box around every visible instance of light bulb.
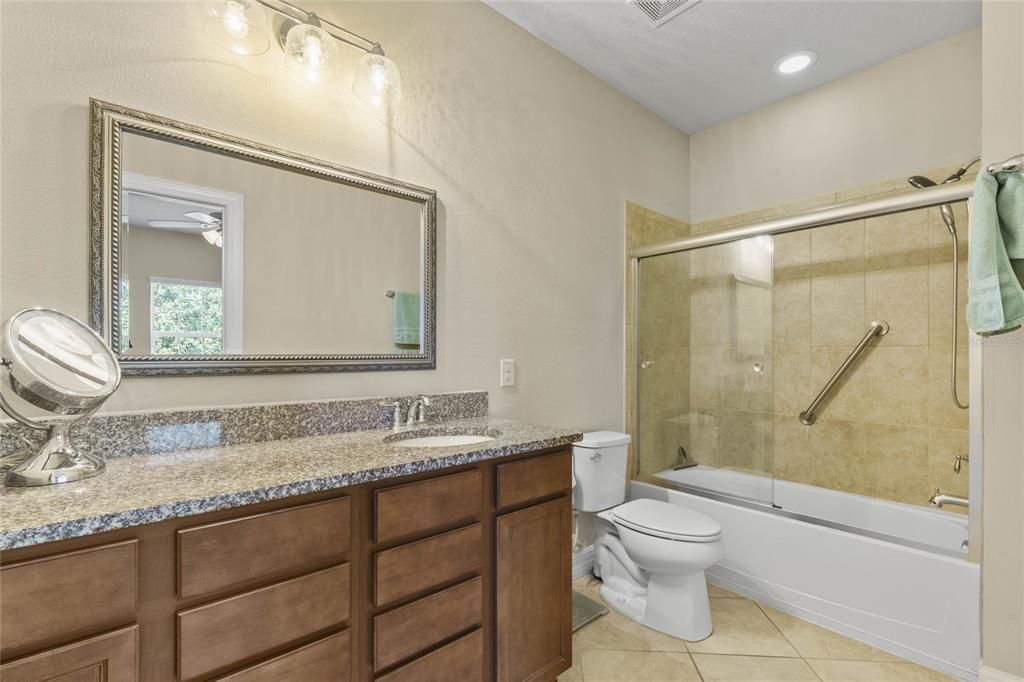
[302,35,324,70]
[354,51,402,107]
[204,0,269,55]
[284,23,342,83]
[222,1,249,39]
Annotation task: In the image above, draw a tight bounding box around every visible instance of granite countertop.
[0,417,582,551]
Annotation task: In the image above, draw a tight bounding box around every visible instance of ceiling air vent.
[630,0,703,27]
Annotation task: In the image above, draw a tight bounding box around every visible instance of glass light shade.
[284,23,343,83]
[204,0,270,56]
[203,228,224,248]
[353,52,402,107]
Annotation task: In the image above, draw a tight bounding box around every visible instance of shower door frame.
[629,181,977,543]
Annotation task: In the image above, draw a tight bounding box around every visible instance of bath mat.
[572,589,608,631]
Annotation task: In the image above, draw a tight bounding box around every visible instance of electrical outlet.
[500,359,516,387]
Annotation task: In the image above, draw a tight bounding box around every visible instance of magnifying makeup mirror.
[0,308,121,486]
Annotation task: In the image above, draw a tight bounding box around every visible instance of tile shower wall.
[628,165,971,511]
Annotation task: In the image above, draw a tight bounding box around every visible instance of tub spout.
[929,488,969,509]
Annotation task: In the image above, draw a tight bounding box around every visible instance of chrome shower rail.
[630,182,974,259]
[799,320,889,426]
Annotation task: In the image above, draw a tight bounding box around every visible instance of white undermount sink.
[391,434,496,448]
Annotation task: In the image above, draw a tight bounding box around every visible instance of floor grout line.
[752,598,827,681]
[687,651,706,682]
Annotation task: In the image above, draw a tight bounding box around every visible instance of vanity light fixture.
[204,0,401,104]
[774,50,818,75]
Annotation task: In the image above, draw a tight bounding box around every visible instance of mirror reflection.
[118,131,425,358]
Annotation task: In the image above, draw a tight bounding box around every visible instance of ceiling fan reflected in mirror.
[148,211,224,248]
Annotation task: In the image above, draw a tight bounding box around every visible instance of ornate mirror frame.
[89,99,437,376]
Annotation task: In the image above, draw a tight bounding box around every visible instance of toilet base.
[643,572,713,641]
[599,570,713,641]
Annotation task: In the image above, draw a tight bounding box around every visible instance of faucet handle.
[378,400,403,430]
[953,453,969,474]
[414,395,432,424]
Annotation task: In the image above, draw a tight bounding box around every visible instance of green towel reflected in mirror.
[392,291,421,350]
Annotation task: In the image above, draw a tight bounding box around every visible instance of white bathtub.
[633,471,980,681]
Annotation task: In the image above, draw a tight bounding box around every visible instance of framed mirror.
[89,100,436,375]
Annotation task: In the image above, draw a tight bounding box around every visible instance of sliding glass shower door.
[636,235,775,505]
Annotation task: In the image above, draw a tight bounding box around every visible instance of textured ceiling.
[486,0,980,133]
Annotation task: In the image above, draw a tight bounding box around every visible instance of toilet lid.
[611,499,722,542]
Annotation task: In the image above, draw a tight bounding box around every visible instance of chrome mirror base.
[2,422,106,487]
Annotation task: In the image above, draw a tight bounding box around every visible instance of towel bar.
[986,153,1024,174]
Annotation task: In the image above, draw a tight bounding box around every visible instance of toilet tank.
[572,431,632,512]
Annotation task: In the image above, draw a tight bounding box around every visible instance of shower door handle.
[640,360,655,369]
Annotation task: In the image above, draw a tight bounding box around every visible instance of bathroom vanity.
[0,405,578,682]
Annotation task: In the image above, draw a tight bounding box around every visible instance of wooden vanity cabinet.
[0,445,572,682]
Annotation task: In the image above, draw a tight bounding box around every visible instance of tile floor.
[560,577,955,682]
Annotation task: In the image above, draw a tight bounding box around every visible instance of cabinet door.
[495,496,572,682]
[0,625,137,682]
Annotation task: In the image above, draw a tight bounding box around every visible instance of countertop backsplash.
[0,390,488,461]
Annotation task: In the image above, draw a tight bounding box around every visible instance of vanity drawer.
[373,576,482,670]
[215,630,350,682]
[177,563,350,681]
[0,625,138,682]
[496,450,572,508]
[374,523,482,607]
[377,628,483,682]
[178,497,351,598]
[375,469,482,543]
[0,540,138,659]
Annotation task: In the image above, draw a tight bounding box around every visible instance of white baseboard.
[980,665,1024,682]
[572,544,595,580]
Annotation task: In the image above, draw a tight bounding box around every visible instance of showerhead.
[907,175,938,189]
[906,172,958,235]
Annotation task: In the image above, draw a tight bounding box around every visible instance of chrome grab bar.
[799,320,889,426]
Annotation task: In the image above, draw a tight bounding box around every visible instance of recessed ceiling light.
[775,50,818,75]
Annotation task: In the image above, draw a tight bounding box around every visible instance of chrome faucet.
[929,488,969,509]
[378,395,433,431]
[406,395,432,427]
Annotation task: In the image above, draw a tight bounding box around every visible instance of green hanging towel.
[392,291,421,345]
[966,171,1024,335]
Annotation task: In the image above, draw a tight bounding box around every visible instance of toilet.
[573,431,723,641]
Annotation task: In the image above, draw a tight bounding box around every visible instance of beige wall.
[123,226,223,354]
[0,1,690,429]
[122,133,423,355]
[979,0,1024,677]
[689,29,982,223]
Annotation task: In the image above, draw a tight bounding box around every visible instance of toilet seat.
[611,499,722,543]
